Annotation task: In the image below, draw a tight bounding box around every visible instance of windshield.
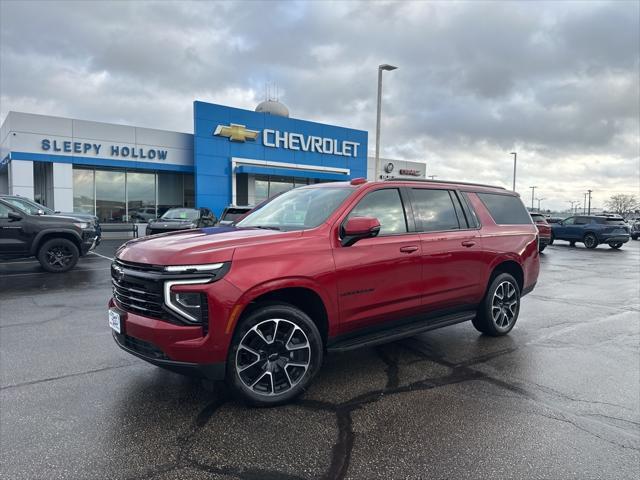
[3,197,54,215]
[236,186,354,231]
[530,214,546,222]
[161,208,200,221]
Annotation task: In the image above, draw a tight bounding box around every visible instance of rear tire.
[583,233,598,249]
[538,244,546,253]
[548,233,554,245]
[37,238,79,273]
[472,273,521,337]
[226,303,323,406]
[609,243,623,249]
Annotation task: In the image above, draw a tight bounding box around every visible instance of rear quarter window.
[477,193,532,225]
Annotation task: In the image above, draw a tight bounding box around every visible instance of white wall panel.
[53,163,74,212]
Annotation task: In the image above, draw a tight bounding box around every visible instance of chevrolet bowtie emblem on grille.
[213,123,259,142]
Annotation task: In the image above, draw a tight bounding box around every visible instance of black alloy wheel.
[37,238,79,273]
[227,303,323,406]
[583,233,598,249]
[472,273,521,336]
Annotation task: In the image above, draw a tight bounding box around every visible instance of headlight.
[164,279,210,323]
[73,222,90,229]
[164,263,224,273]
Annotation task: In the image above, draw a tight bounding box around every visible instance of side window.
[460,192,480,228]
[563,217,576,225]
[0,203,10,219]
[347,188,408,235]
[575,217,590,225]
[411,188,461,232]
[477,193,532,225]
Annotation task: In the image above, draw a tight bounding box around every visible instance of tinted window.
[411,189,460,232]
[563,217,575,225]
[575,217,590,225]
[477,193,532,225]
[460,192,480,228]
[0,202,11,218]
[348,188,407,235]
[530,214,547,223]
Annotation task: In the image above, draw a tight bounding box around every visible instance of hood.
[117,226,302,266]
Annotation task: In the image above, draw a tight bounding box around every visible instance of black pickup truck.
[0,197,99,272]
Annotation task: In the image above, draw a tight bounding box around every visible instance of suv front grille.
[112,276,165,319]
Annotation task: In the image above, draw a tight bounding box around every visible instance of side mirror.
[36,209,45,215]
[341,216,381,247]
[8,211,23,221]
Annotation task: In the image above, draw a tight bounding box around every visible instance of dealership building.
[0,100,425,222]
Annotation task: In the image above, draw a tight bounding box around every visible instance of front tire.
[226,303,323,406]
[37,238,79,273]
[539,244,546,253]
[583,233,598,249]
[472,273,521,336]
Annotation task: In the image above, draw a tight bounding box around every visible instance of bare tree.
[604,194,638,217]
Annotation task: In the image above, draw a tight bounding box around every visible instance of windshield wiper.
[252,225,281,231]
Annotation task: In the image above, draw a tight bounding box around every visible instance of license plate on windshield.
[108,309,121,334]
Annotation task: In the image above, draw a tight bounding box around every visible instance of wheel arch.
[487,259,524,293]
[31,230,82,256]
[231,280,332,347]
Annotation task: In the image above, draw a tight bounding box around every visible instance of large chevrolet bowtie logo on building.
[213,123,259,142]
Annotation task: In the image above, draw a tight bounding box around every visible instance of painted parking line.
[0,267,111,278]
[90,251,115,261]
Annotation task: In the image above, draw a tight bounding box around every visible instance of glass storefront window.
[127,172,156,223]
[95,170,125,223]
[255,175,269,204]
[157,172,184,215]
[184,174,195,207]
[73,168,95,214]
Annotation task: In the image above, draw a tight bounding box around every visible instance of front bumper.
[601,235,630,244]
[112,331,225,380]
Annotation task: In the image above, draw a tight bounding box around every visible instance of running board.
[327,311,476,353]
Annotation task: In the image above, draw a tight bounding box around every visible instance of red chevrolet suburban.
[109,179,539,405]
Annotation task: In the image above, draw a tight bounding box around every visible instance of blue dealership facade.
[0,100,368,222]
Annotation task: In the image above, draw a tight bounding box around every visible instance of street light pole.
[529,186,537,210]
[583,192,587,214]
[587,190,592,215]
[510,152,517,191]
[428,175,437,179]
[374,64,398,180]
[536,197,545,211]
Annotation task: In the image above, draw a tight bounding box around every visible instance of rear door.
[333,187,423,333]
[410,188,484,312]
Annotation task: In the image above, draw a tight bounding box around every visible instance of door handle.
[461,240,476,247]
[400,246,419,253]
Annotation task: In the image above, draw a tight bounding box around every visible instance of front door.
[0,204,30,255]
[333,188,423,334]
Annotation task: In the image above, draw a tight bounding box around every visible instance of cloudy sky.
[1,0,638,211]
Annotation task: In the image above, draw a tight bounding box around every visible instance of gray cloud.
[1,0,638,211]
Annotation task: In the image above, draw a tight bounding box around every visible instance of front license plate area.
[109,309,122,334]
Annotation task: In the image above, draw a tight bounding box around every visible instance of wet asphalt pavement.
[1,239,639,480]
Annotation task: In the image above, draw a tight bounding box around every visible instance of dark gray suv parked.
[0,198,99,272]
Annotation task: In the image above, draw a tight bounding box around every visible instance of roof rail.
[383,178,506,190]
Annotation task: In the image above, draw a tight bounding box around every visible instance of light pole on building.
[510,152,517,191]
[375,64,398,180]
[529,186,537,210]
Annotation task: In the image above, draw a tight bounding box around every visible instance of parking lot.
[1,239,639,480]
